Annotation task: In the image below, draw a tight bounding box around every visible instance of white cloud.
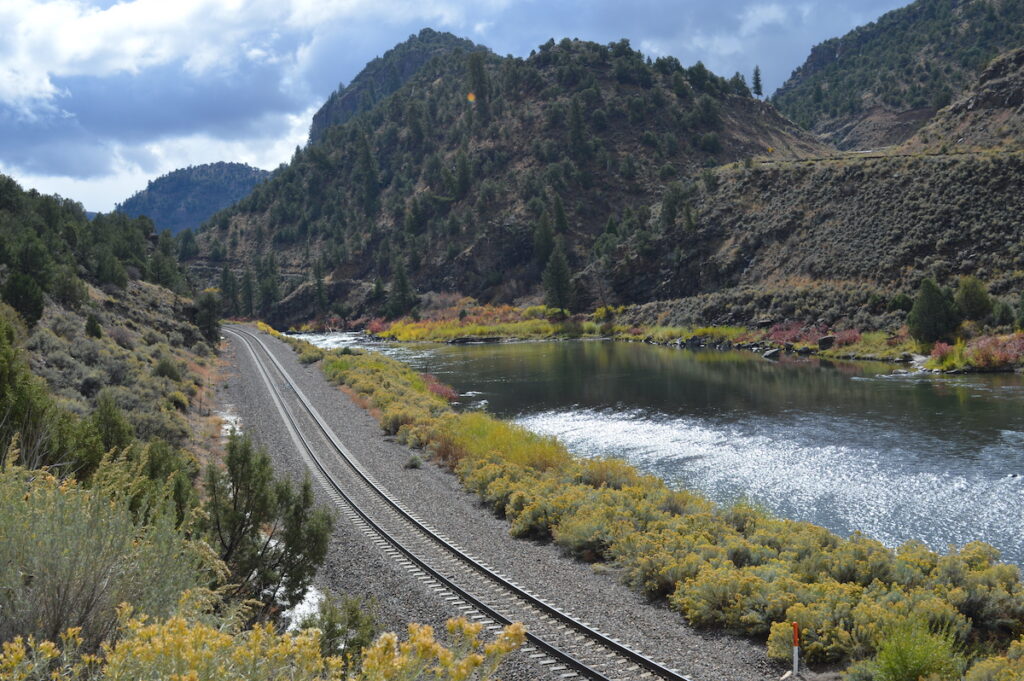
[738,3,787,36]
[690,32,743,58]
[1,103,317,211]
[0,0,517,115]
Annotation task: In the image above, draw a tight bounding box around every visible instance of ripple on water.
[516,408,1024,564]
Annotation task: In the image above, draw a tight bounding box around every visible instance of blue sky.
[0,0,909,211]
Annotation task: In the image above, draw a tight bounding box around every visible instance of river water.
[303,334,1024,565]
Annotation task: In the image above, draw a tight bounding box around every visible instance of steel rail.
[227,325,692,681]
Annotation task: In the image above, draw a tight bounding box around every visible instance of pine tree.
[533,212,554,266]
[908,278,959,342]
[195,290,221,345]
[569,97,587,159]
[240,268,254,317]
[385,258,415,319]
[752,66,763,98]
[2,272,44,327]
[455,152,471,199]
[543,239,572,316]
[553,195,568,234]
[219,265,239,317]
[313,260,327,316]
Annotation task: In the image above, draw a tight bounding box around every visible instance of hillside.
[906,45,1024,150]
[0,172,221,469]
[608,150,1024,330]
[116,162,270,234]
[773,0,1024,149]
[190,36,824,325]
[308,28,485,144]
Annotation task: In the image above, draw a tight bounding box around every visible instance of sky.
[0,0,910,212]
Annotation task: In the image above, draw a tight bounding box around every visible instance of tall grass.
[433,411,571,471]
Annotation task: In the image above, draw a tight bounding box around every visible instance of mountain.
[905,45,1024,151]
[773,0,1024,149]
[189,36,824,325]
[308,28,485,145]
[116,162,270,234]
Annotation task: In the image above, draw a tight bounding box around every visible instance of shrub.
[298,345,325,364]
[153,356,182,381]
[955,275,993,323]
[85,313,102,338]
[871,618,964,681]
[0,462,210,649]
[108,326,134,349]
[835,328,862,346]
[298,592,379,672]
[166,390,189,412]
[202,432,332,615]
[422,373,458,401]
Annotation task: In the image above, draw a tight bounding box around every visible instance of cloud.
[738,3,787,36]
[0,0,914,211]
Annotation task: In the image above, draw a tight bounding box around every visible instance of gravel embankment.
[221,327,787,681]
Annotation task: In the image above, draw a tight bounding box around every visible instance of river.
[302,333,1024,565]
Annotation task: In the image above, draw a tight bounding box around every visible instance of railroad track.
[226,326,694,681]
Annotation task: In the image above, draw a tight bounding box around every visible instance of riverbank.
[321,303,1024,373]
[263,322,1024,679]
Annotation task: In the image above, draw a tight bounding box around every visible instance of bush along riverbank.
[263,323,1024,679]
[360,301,1024,372]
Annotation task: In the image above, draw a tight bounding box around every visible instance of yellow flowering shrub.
[0,617,524,681]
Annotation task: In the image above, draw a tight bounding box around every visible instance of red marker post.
[792,621,800,676]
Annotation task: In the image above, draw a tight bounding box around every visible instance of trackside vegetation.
[267,325,1024,677]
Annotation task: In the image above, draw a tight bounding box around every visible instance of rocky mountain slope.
[773,0,1024,149]
[189,36,824,325]
[308,28,485,145]
[906,45,1024,150]
[117,162,270,234]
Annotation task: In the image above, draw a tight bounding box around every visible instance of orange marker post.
[792,621,800,675]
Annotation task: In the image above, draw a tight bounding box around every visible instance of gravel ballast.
[221,327,786,681]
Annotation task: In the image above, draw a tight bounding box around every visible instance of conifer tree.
[386,258,416,319]
[533,212,554,266]
[553,195,569,234]
[219,265,239,317]
[752,66,763,98]
[543,239,571,315]
[240,268,254,317]
[908,278,959,342]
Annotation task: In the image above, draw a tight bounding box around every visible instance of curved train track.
[226,326,694,681]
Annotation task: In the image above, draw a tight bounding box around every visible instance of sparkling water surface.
[302,333,1024,564]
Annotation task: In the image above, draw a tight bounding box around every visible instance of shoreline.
[310,327,1024,375]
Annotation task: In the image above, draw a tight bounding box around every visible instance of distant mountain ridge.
[307,28,486,145]
[117,162,270,234]
[773,0,1024,149]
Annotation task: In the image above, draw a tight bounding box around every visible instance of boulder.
[817,335,836,350]
[763,348,781,360]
